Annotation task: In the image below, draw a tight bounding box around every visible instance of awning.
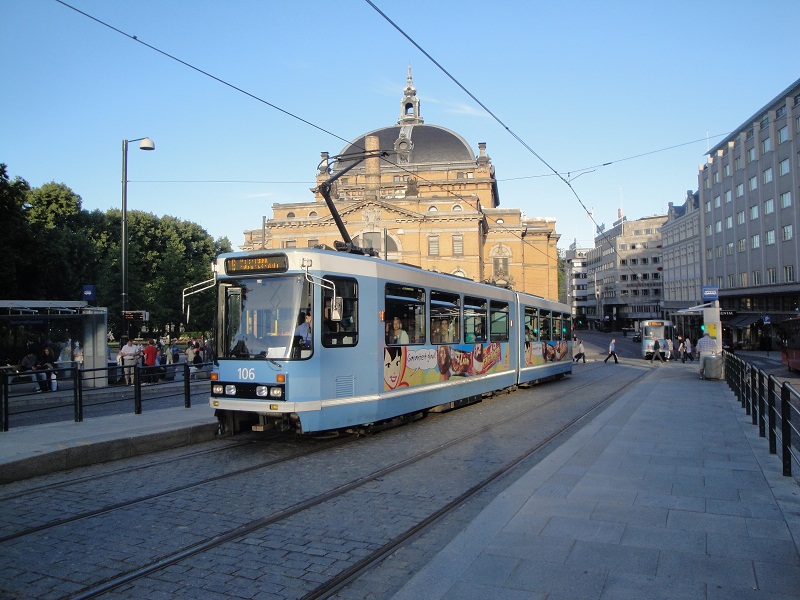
[726,314,761,328]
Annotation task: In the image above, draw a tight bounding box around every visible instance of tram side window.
[524,306,539,342]
[553,316,563,340]
[539,310,552,341]
[322,276,358,347]
[385,283,425,345]
[489,301,509,342]
[464,296,487,343]
[430,290,460,344]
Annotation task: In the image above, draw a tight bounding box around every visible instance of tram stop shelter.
[0,301,109,388]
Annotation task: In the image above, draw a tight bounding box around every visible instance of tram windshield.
[220,275,313,360]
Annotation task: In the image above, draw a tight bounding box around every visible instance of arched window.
[453,268,467,278]
[309,211,318,217]
[452,204,463,211]
[496,218,504,224]
[286,212,295,218]
[428,206,438,212]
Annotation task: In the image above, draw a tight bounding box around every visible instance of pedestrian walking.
[573,339,586,363]
[650,337,665,363]
[684,337,694,362]
[603,338,618,364]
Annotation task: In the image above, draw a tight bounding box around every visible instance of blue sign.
[82,285,96,302]
[701,286,719,301]
[763,315,771,324]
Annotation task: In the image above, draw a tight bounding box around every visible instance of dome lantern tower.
[397,65,423,125]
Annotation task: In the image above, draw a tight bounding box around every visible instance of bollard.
[758,372,765,437]
[1,370,8,432]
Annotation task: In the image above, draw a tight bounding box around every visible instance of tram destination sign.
[225,254,288,275]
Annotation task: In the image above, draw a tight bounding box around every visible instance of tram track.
[12,365,646,600]
[0,363,649,599]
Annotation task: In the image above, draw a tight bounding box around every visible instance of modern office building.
[586,214,667,331]
[661,190,702,336]
[564,242,592,329]
[698,77,800,349]
[242,69,560,300]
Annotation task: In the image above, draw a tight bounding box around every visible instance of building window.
[727,274,735,288]
[307,239,318,248]
[737,211,745,225]
[735,156,743,170]
[724,163,731,177]
[715,220,722,233]
[496,218,504,224]
[763,168,773,184]
[452,234,463,256]
[715,245,723,258]
[309,211,318,217]
[705,225,712,236]
[766,230,775,245]
[706,248,713,260]
[748,147,756,162]
[767,268,777,284]
[738,239,746,252]
[705,201,711,213]
[750,205,758,220]
[284,239,297,248]
[751,234,760,249]
[714,195,721,208]
[748,176,757,191]
[725,189,732,203]
[726,242,734,255]
[785,265,795,282]
[753,270,762,285]
[736,183,744,197]
[781,191,792,208]
[762,137,772,154]
[783,225,793,241]
[428,235,439,255]
[452,204,463,211]
[779,159,790,176]
[286,212,295,218]
[739,272,748,287]
[726,216,733,229]
[428,206,438,212]
[779,126,789,144]
[764,198,774,214]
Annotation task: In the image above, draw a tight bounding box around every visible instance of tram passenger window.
[539,311,552,341]
[464,296,487,343]
[524,307,539,342]
[553,316,563,340]
[322,276,358,348]
[430,290,460,345]
[385,283,425,345]
[489,301,509,342]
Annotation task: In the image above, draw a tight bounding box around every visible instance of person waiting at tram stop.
[19,349,48,392]
[650,337,665,363]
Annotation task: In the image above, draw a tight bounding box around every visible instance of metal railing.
[0,361,212,432]
[724,352,799,476]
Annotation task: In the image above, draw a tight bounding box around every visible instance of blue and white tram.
[210,247,572,434]
[639,319,675,359]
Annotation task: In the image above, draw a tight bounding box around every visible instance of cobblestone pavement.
[0,362,641,599]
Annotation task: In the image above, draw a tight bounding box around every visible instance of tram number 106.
[237,368,256,380]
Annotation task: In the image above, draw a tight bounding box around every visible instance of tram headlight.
[256,385,270,397]
[269,386,283,398]
[225,385,237,395]
[212,384,224,395]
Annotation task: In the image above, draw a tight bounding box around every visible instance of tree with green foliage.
[3,165,232,338]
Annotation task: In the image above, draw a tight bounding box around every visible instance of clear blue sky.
[2,0,798,249]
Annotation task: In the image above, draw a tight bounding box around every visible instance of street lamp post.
[121,137,155,318]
